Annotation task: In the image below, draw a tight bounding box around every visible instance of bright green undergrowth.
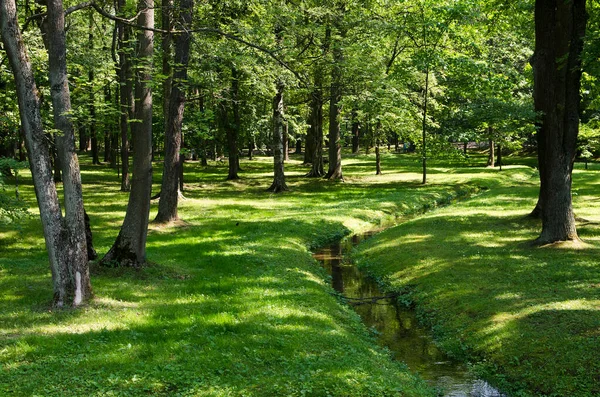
[354,163,600,397]
[1,152,487,397]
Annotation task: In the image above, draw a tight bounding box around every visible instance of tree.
[532,0,587,244]
[156,0,193,222]
[1,0,92,306]
[102,0,154,266]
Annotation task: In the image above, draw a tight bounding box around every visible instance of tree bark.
[532,0,586,244]
[325,34,343,181]
[268,79,288,193]
[1,0,92,306]
[102,0,154,267]
[226,67,241,180]
[155,0,192,223]
[487,133,495,167]
[117,18,132,191]
[161,0,173,137]
[422,63,429,185]
[306,87,324,177]
[351,108,360,154]
[89,11,100,165]
[375,145,382,175]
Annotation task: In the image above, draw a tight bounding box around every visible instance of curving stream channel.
[313,232,506,397]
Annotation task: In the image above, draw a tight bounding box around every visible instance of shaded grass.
[353,167,600,397]
[0,152,487,397]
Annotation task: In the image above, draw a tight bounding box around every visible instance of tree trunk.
[1,0,92,307]
[283,121,289,162]
[161,0,173,138]
[89,11,100,165]
[155,0,192,223]
[532,0,586,244]
[102,0,154,267]
[488,135,495,167]
[118,19,132,191]
[295,138,302,154]
[306,88,324,177]
[422,63,429,185]
[351,109,359,154]
[268,79,288,193]
[375,145,382,175]
[303,123,314,164]
[225,67,240,180]
[325,35,343,181]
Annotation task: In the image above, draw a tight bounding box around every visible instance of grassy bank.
[0,152,489,397]
[353,165,600,397]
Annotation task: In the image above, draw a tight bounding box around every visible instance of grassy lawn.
[2,152,598,396]
[353,162,600,397]
[1,152,482,397]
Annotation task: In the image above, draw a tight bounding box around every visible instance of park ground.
[1,151,599,396]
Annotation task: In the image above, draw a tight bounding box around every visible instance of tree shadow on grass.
[0,219,430,396]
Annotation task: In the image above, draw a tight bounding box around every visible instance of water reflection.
[313,234,506,397]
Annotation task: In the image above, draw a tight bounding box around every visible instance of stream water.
[313,233,506,397]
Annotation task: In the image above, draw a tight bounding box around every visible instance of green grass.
[2,151,598,396]
[1,151,481,397]
[353,164,600,397]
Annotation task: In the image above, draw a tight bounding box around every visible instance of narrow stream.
[313,232,506,397]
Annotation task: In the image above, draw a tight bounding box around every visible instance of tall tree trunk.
[118,19,132,191]
[1,0,92,306]
[283,121,289,162]
[488,136,495,167]
[532,0,586,244]
[351,108,359,154]
[295,137,302,154]
[325,33,343,180]
[375,144,382,175]
[226,67,240,180]
[303,123,314,164]
[268,79,288,193]
[102,0,154,267]
[89,11,100,165]
[104,84,113,164]
[306,88,324,177]
[161,0,173,136]
[422,63,430,185]
[155,0,192,223]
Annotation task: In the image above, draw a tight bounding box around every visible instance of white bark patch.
[74,271,82,305]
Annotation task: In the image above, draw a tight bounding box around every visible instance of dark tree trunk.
[488,135,495,167]
[102,0,154,267]
[351,109,360,154]
[303,123,314,164]
[295,138,302,154]
[2,0,92,306]
[161,0,173,137]
[422,63,430,185]
[325,35,343,180]
[118,19,132,191]
[306,88,324,177]
[225,67,240,180]
[463,141,468,155]
[375,144,382,175]
[532,0,586,244]
[104,85,113,165]
[89,11,100,165]
[268,79,288,193]
[155,0,192,223]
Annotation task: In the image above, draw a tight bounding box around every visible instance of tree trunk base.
[266,181,288,193]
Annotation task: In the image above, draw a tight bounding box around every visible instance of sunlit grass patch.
[354,172,600,397]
